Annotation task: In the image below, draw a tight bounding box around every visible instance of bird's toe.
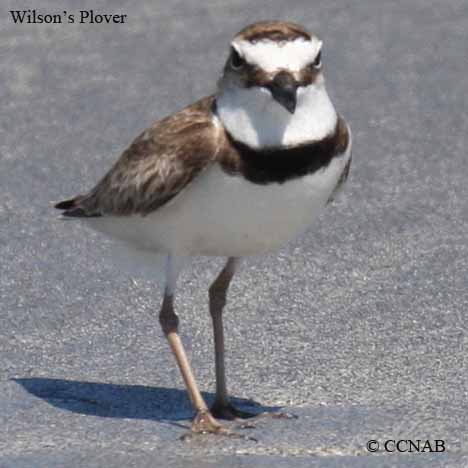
[181,409,257,442]
[210,401,259,420]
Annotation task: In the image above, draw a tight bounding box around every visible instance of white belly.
[86,152,350,257]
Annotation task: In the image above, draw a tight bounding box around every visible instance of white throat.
[216,79,338,148]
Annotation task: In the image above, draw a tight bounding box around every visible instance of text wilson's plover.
[55,21,352,437]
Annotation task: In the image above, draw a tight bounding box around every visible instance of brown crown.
[235,21,312,43]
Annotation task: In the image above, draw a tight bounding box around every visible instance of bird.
[54,20,352,437]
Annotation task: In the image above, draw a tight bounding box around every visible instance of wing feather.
[55,96,219,217]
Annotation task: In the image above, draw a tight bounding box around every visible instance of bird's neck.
[215,83,337,149]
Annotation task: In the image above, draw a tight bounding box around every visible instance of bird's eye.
[230,48,245,70]
[312,51,322,69]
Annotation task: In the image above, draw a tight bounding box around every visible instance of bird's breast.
[150,151,351,256]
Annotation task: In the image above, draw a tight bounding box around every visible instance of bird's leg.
[159,294,224,433]
[209,257,257,420]
[159,256,224,435]
[209,258,296,423]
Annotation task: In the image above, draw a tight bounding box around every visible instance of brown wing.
[55,96,219,217]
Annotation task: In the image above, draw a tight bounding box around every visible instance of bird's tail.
[54,196,101,218]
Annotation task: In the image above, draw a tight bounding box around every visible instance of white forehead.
[232,37,322,72]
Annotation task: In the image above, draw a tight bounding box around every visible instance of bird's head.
[216,21,337,149]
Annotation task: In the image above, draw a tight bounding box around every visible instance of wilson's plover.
[55,21,352,437]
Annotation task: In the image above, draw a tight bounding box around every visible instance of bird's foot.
[210,400,259,420]
[211,400,297,422]
[180,409,257,442]
[191,409,226,433]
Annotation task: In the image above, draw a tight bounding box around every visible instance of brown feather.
[55,97,350,218]
[56,96,220,217]
[235,21,312,43]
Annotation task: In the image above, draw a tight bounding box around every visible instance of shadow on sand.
[14,377,281,422]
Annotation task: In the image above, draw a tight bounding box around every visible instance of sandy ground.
[1,0,468,466]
